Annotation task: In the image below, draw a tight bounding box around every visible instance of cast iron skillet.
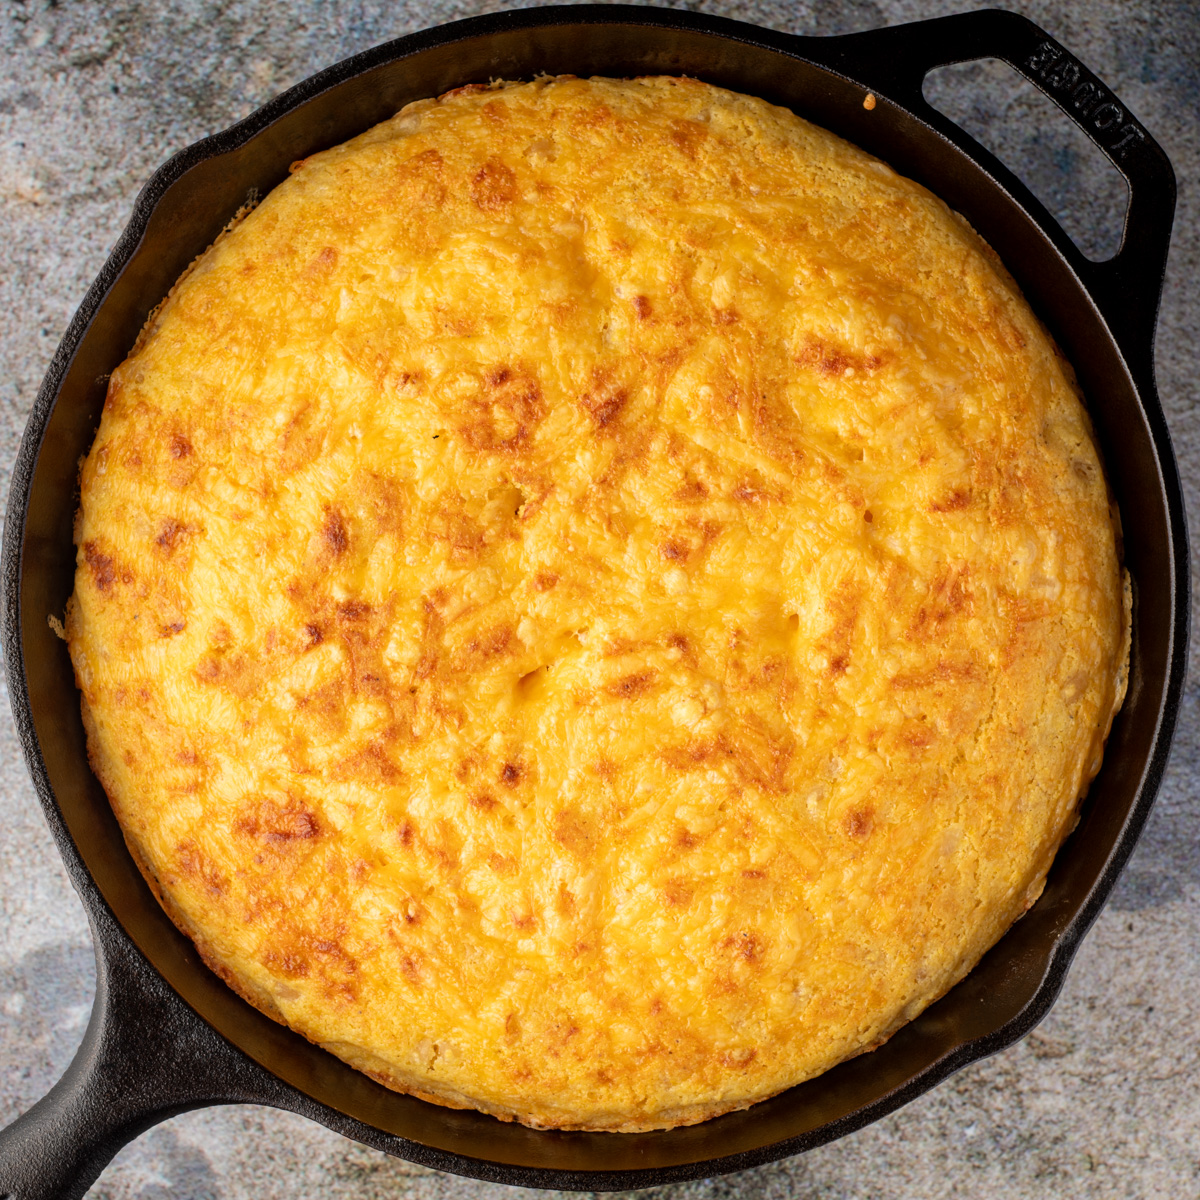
[0,6,1187,1197]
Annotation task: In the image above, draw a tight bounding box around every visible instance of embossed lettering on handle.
[1025,41,1145,159]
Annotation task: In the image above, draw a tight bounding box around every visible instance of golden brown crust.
[66,76,1126,1131]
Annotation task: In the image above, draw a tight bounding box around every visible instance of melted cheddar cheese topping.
[67,77,1127,1131]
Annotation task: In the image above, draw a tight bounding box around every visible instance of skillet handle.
[0,906,253,1200]
[824,9,1176,380]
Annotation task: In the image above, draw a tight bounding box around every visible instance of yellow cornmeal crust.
[66,76,1128,1132]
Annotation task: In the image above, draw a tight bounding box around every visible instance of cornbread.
[65,76,1128,1131]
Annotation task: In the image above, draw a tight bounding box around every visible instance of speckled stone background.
[0,1,1196,1196]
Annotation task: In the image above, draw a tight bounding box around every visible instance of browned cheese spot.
[555,883,576,916]
[333,738,404,784]
[553,808,595,858]
[675,475,710,504]
[459,364,545,454]
[545,1016,581,1053]
[396,148,447,209]
[907,567,973,640]
[605,670,657,699]
[719,1047,758,1069]
[633,294,652,320]
[471,159,517,212]
[490,852,517,876]
[175,839,225,898]
[471,791,499,813]
[592,757,617,782]
[464,624,513,663]
[481,99,510,126]
[428,820,463,871]
[929,487,972,513]
[323,509,349,556]
[453,751,480,782]
[844,807,875,840]
[674,826,700,850]
[723,931,764,964]
[903,722,936,750]
[83,542,117,593]
[821,578,861,678]
[794,335,890,377]
[276,403,330,475]
[237,798,321,845]
[264,948,310,978]
[500,762,523,787]
[169,434,193,459]
[891,659,979,691]
[580,378,629,430]
[669,119,708,158]
[312,937,358,975]
[156,519,187,553]
[443,83,490,100]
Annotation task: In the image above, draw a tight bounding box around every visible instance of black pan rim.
[0,5,1189,1191]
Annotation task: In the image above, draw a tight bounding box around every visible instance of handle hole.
[923,58,1129,263]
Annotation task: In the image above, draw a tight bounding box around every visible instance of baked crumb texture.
[67,77,1126,1131]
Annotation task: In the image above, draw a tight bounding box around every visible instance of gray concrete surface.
[0,1,1196,1196]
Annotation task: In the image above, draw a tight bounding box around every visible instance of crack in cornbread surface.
[66,76,1127,1132]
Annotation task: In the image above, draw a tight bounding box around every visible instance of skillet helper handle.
[0,908,251,1200]
[827,9,1176,380]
